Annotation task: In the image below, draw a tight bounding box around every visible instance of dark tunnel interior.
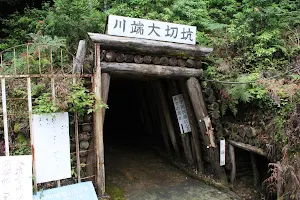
[103,78,161,148]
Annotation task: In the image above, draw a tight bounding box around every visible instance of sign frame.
[107,15,197,45]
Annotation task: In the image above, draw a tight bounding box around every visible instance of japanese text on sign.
[0,155,32,200]
[33,181,98,200]
[107,15,197,45]
[172,94,191,134]
[33,112,71,183]
[220,140,226,166]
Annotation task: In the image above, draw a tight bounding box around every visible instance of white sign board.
[0,155,32,200]
[172,94,191,134]
[33,112,71,183]
[107,15,197,45]
[220,140,226,166]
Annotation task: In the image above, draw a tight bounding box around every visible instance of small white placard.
[220,140,226,166]
[172,94,191,134]
[33,112,71,183]
[107,15,197,45]
[0,155,32,200]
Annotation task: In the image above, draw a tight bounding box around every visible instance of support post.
[74,40,87,74]
[155,81,181,158]
[93,43,105,196]
[27,77,37,190]
[1,79,9,156]
[250,153,260,188]
[167,80,193,166]
[229,144,236,186]
[186,77,227,183]
[179,80,204,173]
[150,82,172,155]
[86,73,110,185]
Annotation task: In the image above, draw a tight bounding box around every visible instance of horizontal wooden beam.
[101,62,203,78]
[227,139,266,157]
[88,33,213,59]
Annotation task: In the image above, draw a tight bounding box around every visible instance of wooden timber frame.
[228,139,266,188]
[86,33,228,197]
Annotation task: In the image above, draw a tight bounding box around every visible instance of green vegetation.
[1,0,300,198]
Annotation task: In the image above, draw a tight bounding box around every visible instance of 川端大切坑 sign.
[107,15,197,45]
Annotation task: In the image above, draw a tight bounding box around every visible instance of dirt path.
[105,145,237,200]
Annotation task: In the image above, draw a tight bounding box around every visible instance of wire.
[201,64,300,85]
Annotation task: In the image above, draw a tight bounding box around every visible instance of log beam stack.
[101,50,202,69]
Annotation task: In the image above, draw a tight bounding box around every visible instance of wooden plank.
[88,33,213,59]
[101,62,203,78]
[93,43,105,196]
[229,144,236,186]
[155,81,181,158]
[186,77,227,183]
[179,80,204,173]
[227,139,267,157]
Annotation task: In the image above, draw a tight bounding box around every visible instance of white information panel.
[172,94,191,134]
[0,155,32,200]
[220,139,226,166]
[33,112,71,183]
[107,15,197,45]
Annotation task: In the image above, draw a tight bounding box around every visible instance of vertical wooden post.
[150,82,172,155]
[27,77,37,190]
[250,153,260,188]
[93,43,105,196]
[74,40,87,75]
[101,73,111,121]
[179,80,204,173]
[186,77,227,183]
[1,79,9,156]
[86,73,110,185]
[229,144,236,186]
[166,80,193,166]
[155,81,181,158]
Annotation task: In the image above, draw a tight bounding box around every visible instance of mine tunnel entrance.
[102,77,235,200]
[103,78,162,148]
[103,77,167,198]
[232,147,270,199]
